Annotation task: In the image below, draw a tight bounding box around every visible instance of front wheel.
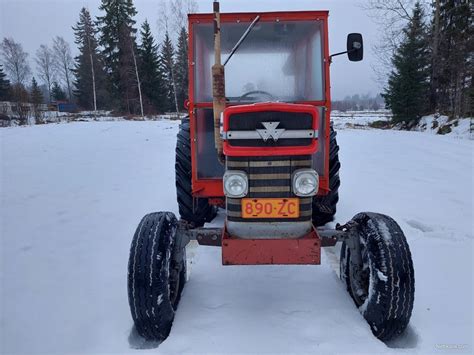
[127,212,187,341]
[340,212,415,341]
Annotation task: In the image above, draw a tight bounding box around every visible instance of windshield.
[192,19,325,103]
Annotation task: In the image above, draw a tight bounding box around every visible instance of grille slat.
[226,161,249,168]
[249,186,291,193]
[249,160,290,167]
[249,173,291,180]
[291,160,313,167]
[249,178,290,187]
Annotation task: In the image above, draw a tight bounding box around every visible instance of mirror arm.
[329,48,356,62]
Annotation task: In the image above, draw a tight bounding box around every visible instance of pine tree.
[30,77,44,122]
[52,81,67,101]
[383,2,430,125]
[30,77,43,104]
[97,0,140,114]
[138,20,166,113]
[175,26,188,111]
[434,0,472,118]
[159,32,178,113]
[73,7,109,110]
[0,64,10,100]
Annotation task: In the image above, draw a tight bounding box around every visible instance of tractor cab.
[191,15,326,104]
[188,11,331,192]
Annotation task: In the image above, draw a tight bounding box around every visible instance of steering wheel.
[238,90,276,102]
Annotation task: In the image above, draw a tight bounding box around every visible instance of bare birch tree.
[158,0,198,39]
[0,37,31,85]
[131,42,144,117]
[88,33,98,113]
[157,0,171,36]
[35,44,56,103]
[0,37,31,123]
[52,36,73,101]
[169,0,198,35]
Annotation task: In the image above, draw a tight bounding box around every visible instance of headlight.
[292,169,319,197]
[223,171,248,198]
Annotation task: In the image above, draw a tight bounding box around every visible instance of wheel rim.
[168,261,181,309]
[349,241,370,307]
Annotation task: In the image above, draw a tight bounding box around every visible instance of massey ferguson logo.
[256,122,286,142]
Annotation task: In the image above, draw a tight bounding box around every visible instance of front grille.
[226,155,313,222]
[227,111,313,147]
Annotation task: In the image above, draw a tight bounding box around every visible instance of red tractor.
[127,3,414,344]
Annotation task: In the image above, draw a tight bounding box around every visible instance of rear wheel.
[127,212,187,341]
[312,124,340,226]
[175,118,217,227]
[339,212,415,341]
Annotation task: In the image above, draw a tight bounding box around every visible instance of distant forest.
[0,0,196,121]
[331,94,385,112]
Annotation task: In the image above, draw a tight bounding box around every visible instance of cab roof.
[188,11,329,23]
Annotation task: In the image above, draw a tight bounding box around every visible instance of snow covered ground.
[331,111,473,140]
[415,115,472,138]
[1,121,472,354]
[331,110,392,130]
[2,111,181,127]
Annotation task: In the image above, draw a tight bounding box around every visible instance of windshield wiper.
[223,15,260,66]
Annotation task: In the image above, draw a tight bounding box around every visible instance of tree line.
[0,0,194,119]
[379,0,472,125]
[2,0,471,124]
[332,94,385,112]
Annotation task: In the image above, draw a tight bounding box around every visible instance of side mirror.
[347,33,363,62]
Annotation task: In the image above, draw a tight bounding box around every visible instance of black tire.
[312,124,340,226]
[127,212,187,341]
[339,212,415,341]
[175,118,217,227]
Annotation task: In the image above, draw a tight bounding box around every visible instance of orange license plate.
[241,198,299,218]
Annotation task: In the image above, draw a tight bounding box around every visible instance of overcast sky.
[0,0,381,99]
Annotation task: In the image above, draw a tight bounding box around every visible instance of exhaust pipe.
[212,1,225,164]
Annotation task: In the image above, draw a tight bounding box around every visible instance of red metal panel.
[192,179,223,197]
[189,11,329,23]
[188,16,199,196]
[323,16,331,192]
[222,102,319,157]
[222,227,321,265]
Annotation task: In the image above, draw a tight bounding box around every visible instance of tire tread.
[175,118,216,227]
[127,212,182,341]
[312,124,340,226]
[339,212,415,342]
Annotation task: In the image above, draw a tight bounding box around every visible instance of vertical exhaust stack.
[212,1,225,164]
